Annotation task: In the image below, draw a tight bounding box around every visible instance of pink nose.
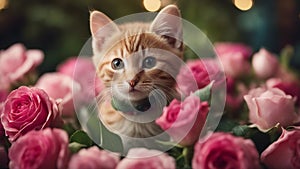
[128,80,137,87]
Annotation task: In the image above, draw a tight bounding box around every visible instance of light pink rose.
[1,86,63,141]
[35,73,79,117]
[0,43,43,84]
[156,95,209,146]
[252,48,279,79]
[192,132,261,169]
[261,127,300,169]
[267,78,300,105]
[116,148,175,169]
[177,59,222,96]
[57,57,103,104]
[68,146,119,169]
[214,42,252,59]
[215,42,252,78]
[244,87,299,131]
[9,128,70,169]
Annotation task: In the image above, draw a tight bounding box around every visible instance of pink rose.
[9,128,70,169]
[1,86,63,141]
[214,42,252,59]
[57,57,103,104]
[252,48,279,79]
[244,87,299,131]
[226,81,249,111]
[267,78,300,105]
[68,146,119,169]
[261,127,300,169]
[192,132,261,169]
[35,73,79,117]
[215,42,252,78]
[116,148,175,169]
[156,95,209,146]
[177,59,222,96]
[0,43,43,85]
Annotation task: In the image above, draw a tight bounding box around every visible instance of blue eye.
[111,58,124,70]
[142,56,156,69]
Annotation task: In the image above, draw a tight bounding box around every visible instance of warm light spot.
[0,0,7,10]
[233,0,253,11]
[143,0,161,12]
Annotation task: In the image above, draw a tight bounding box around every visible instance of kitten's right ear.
[90,11,120,51]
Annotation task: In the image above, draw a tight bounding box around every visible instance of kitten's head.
[90,5,183,114]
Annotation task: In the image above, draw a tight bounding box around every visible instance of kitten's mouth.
[111,96,151,114]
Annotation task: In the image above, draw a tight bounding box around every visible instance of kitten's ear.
[150,5,183,50]
[90,11,120,51]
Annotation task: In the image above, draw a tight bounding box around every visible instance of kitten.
[90,5,184,139]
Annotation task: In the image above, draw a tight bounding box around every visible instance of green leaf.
[68,142,87,154]
[70,130,93,147]
[216,117,239,132]
[193,81,213,103]
[232,125,252,137]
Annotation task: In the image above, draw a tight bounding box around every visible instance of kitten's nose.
[128,80,137,88]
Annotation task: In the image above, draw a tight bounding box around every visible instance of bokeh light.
[0,0,8,10]
[233,0,253,11]
[143,0,161,12]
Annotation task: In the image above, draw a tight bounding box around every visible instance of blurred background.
[0,0,299,73]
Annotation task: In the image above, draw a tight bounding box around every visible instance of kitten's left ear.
[150,5,183,50]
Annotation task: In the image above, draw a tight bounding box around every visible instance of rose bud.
[244,87,299,131]
[252,48,279,79]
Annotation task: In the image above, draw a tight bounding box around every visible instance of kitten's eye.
[111,58,124,70]
[142,56,156,69]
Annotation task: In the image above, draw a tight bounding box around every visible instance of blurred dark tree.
[0,0,299,72]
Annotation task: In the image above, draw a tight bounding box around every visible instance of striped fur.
[90,5,183,138]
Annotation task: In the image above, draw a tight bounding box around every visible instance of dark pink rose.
[57,57,103,104]
[9,128,70,169]
[35,73,80,117]
[261,127,300,169]
[177,59,222,96]
[226,81,249,111]
[252,48,279,79]
[116,148,175,169]
[1,86,63,141]
[192,132,261,169]
[156,94,209,146]
[214,42,252,59]
[244,87,299,131]
[0,43,43,84]
[68,146,119,169]
[267,78,300,105]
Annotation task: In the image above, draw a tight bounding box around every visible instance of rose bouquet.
[0,42,300,169]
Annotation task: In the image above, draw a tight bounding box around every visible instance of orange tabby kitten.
[90,5,184,138]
